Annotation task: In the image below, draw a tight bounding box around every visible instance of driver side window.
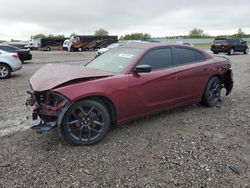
[136,48,173,71]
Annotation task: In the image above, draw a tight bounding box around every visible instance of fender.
[57,101,73,138]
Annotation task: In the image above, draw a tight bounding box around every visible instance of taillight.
[12,53,19,59]
[223,42,229,46]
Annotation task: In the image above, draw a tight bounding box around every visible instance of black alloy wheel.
[201,77,222,107]
[62,100,110,145]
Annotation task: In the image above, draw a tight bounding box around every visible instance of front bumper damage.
[26,91,71,134]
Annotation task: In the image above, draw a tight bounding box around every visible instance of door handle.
[203,68,208,71]
[171,76,178,80]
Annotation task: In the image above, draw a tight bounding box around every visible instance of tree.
[94,29,109,36]
[188,28,206,38]
[10,39,21,42]
[120,33,151,40]
[70,32,77,37]
[31,33,46,40]
[233,28,247,38]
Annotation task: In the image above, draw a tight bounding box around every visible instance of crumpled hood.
[29,64,114,91]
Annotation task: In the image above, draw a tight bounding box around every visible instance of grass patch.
[194,43,212,48]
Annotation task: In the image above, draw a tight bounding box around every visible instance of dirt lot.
[0,50,249,187]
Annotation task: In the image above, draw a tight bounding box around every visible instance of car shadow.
[22,61,32,64]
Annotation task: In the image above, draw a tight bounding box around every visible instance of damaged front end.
[26,90,71,134]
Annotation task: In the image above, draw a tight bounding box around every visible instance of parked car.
[26,43,233,145]
[0,49,22,79]
[96,43,122,56]
[211,38,249,55]
[176,41,193,46]
[96,41,151,57]
[0,45,32,63]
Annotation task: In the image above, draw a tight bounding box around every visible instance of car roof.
[215,37,240,40]
[118,42,203,51]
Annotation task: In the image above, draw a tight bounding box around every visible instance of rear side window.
[174,47,205,66]
[228,39,239,43]
[0,46,11,51]
[137,48,173,70]
[214,38,226,44]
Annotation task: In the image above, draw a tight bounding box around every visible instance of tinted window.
[136,48,173,70]
[174,47,204,65]
[0,46,9,51]
[0,46,18,51]
[228,39,237,43]
[195,51,205,61]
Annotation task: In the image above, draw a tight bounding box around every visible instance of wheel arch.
[204,70,233,96]
[0,62,12,71]
[81,95,117,126]
[57,95,117,129]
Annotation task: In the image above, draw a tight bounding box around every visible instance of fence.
[151,38,250,44]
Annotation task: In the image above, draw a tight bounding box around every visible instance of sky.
[0,0,250,41]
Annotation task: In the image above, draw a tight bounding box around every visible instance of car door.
[232,39,242,52]
[239,38,247,51]
[127,47,181,118]
[172,47,210,102]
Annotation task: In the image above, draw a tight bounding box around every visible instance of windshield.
[86,48,143,73]
[214,39,226,44]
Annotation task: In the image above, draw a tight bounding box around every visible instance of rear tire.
[201,77,222,107]
[0,63,11,79]
[46,47,51,51]
[228,48,234,55]
[62,100,110,145]
[213,51,218,54]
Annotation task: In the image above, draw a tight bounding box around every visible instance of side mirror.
[133,65,151,74]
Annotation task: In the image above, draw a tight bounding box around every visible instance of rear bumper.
[211,46,230,53]
[12,65,22,72]
[10,59,22,72]
[23,53,32,61]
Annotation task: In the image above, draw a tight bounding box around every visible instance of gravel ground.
[0,50,249,187]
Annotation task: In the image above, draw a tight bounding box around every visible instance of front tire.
[243,48,249,54]
[201,77,222,107]
[0,63,11,79]
[62,100,110,145]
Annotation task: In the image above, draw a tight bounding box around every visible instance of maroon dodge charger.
[27,43,233,145]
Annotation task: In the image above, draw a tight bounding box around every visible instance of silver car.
[0,49,22,79]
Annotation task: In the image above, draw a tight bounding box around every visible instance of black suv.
[211,38,249,55]
[0,45,32,63]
